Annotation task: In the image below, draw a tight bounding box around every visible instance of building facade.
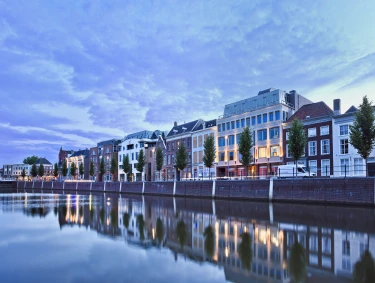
[191,119,217,179]
[216,88,312,178]
[11,164,32,180]
[66,149,90,180]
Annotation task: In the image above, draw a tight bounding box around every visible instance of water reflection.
[2,192,375,282]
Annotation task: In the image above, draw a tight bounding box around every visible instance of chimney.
[333,99,341,115]
[174,121,177,127]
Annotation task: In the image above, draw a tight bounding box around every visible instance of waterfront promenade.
[8,177,375,206]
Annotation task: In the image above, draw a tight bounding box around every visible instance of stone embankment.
[10,177,375,206]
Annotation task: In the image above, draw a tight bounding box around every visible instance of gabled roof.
[345,105,358,113]
[35,158,52,165]
[287,101,333,122]
[70,149,89,157]
[166,120,201,138]
[193,119,216,131]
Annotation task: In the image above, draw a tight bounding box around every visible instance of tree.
[136,149,146,180]
[353,250,375,283]
[53,163,58,178]
[238,126,254,177]
[99,157,105,182]
[110,157,117,181]
[137,214,145,240]
[176,220,187,249]
[62,160,68,178]
[350,96,375,177]
[122,154,131,181]
[70,162,77,179]
[123,213,130,229]
[288,241,307,283]
[21,168,26,180]
[38,164,44,178]
[175,142,188,181]
[156,147,164,181]
[239,232,253,271]
[288,118,307,177]
[89,161,95,180]
[31,164,38,178]
[156,218,164,245]
[79,162,84,179]
[203,135,216,179]
[23,156,39,165]
[203,225,215,258]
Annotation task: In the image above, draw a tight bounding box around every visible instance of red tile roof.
[287,101,333,122]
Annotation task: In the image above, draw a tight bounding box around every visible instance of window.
[132,153,134,160]
[269,127,279,139]
[167,155,171,164]
[236,120,240,128]
[219,152,225,162]
[251,116,256,125]
[241,118,245,127]
[227,122,231,130]
[259,147,267,158]
[322,237,331,254]
[340,139,349,154]
[222,123,226,131]
[321,140,330,154]
[218,137,225,147]
[229,151,234,161]
[286,144,292,158]
[270,146,279,157]
[269,112,274,121]
[218,124,221,132]
[320,125,329,135]
[309,160,317,174]
[187,139,191,148]
[282,111,288,121]
[308,128,316,137]
[340,125,349,135]
[340,159,349,175]
[342,240,350,256]
[257,115,262,124]
[236,133,241,145]
[286,132,289,140]
[354,158,363,175]
[308,141,316,156]
[321,159,330,176]
[246,117,250,127]
[263,113,267,123]
[172,142,174,150]
[275,110,280,120]
[228,135,235,145]
[171,154,174,164]
[257,129,267,141]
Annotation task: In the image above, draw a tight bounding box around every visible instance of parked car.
[277,165,315,178]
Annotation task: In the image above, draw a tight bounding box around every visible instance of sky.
[1,0,375,166]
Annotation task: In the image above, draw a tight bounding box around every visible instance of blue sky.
[1,0,375,165]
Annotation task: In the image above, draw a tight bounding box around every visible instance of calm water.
[1,189,374,283]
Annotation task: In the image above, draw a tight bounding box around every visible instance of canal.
[0,189,374,282]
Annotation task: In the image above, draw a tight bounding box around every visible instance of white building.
[332,105,375,177]
[191,119,217,179]
[216,88,312,178]
[11,164,31,180]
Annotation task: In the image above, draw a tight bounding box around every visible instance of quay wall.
[11,177,375,206]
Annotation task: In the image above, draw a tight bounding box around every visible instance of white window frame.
[354,158,363,176]
[320,125,329,136]
[321,139,330,155]
[308,141,317,156]
[308,128,316,137]
[339,125,349,136]
[321,159,330,176]
[270,145,279,157]
[340,158,349,176]
[340,139,349,154]
[258,147,267,158]
[309,160,317,174]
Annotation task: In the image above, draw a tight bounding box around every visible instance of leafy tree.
[288,119,307,177]
[23,156,39,165]
[137,214,145,240]
[238,127,254,177]
[349,96,375,177]
[99,157,105,182]
[70,162,77,179]
[156,147,164,180]
[31,164,38,178]
[21,168,26,180]
[79,162,84,178]
[62,160,68,178]
[288,241,307,283]
[203,135,216,179]
[123,212,130,229]
[122,154,131,181]
[204,225,215,258]
[89,161,95,180]
[110,157,117,180]
[176,220,187,249]
[136,149,146,180]
[353,250,375,283]
[53,163,59,178]
[38,164,44,178]
[239,232,253,270]
[156,218,164,245]
[175,142,188,181]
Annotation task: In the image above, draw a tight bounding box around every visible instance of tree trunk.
[365,158,368,177]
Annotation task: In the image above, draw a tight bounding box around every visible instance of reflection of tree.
[71,207,76,218]
[288,241,307,283]
[353,250,375,283]
[176,220,187,249]
[204,226,215,258]
[239,232,252,270]
[90,208,94,221]
[111,209,118,226]
[123,213,130,229]
[54,207,58,216]
[99,208,105,224]
[156,218,164,245]
[137,214,145,240]
[62,205,67,218]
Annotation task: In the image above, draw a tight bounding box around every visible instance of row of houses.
[60,87,373,182]
[1,158,53,180]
